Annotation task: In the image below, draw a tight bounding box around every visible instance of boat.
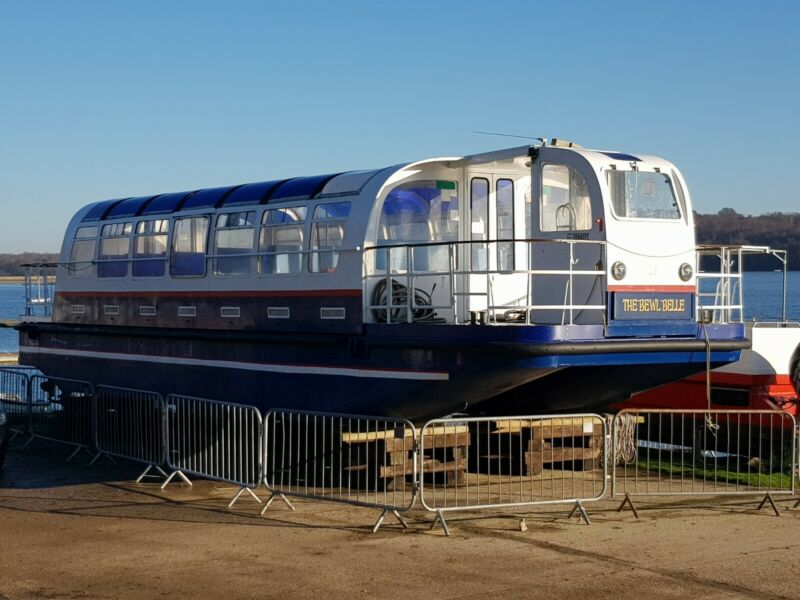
[16,140,748,421]
[618,245,799,426]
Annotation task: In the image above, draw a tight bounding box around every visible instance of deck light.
[611,261,626,280]
[679,263,693,281]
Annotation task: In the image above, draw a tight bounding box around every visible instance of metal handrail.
[363,238,606,326]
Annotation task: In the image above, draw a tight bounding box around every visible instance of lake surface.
[0,272,797,353]
[0,284,25,353]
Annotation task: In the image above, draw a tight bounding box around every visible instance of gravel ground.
[1,445,799,600]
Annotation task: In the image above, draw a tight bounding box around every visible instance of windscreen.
[607,171,680,220]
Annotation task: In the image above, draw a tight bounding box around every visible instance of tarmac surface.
[1,444,800,600]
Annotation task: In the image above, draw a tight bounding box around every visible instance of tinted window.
[260,206,307,275]
[170,217,209,277]
[309,202,350,273]
[214,211,256,276]
[98,222,132,278]
[133,220,169,277]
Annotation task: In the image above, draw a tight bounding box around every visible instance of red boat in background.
[618,246,800,427]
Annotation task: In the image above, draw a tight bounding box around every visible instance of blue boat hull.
[18,322,746,422]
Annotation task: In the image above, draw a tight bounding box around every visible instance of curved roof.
[80,170,384,222]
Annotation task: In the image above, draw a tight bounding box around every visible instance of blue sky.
[1,0,798,252]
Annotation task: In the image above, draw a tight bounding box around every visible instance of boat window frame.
[259,205,308,276]
[68,226,99,278]
[308,201,351,274]
[539,163,592,233]
[132,219,169,278]
[470,177,490,270]
[496,178,515,271]
[606,169,683,222]
[212,210,257,277]
[97,221,133,279]
[170,215,210,278]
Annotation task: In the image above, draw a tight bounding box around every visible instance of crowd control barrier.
[611,409,797,516]
[0,368,31,440]
[418,414,607,535]
[91,386,167,482]
[262,409,417,532]
[164,394,262,505]
[28,374,94,461]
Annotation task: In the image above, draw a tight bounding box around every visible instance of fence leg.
[371,508,409,534]
[756,492,780,517]
[228,487,262,509]
[161,469,193,490]
[793,497,800,509]
[616,493,639,519]
[135,464,168,484]
[568,500,591,525]
[430,509,451,536]
[89,451,117,466]
[261,493,296,515]
[65,445,93,464]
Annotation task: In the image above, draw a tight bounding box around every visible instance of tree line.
[0,253,59,276]
[0,209,797,275]
[695,209,800,270]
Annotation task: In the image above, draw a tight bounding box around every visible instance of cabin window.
[133,219,168,277]
[471,178,489,270]
[260,206,307,275]
[496,179,515,270]
[98,222,132,278]
[607,170,680,220]
[309,202,350,273]
[540,164,592,232]
[170,216,209,277]
[377,180,458,272]
[214,211,255,276]
[68,226,98,277]
[378,180,459,244]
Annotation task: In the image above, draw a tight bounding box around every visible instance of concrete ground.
[1,444,799,600]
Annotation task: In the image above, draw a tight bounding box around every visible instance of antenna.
[472,131,544,143]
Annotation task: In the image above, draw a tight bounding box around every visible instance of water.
[0,273,796,354]
[0,284,25,353]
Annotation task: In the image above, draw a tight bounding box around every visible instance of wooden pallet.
[341,426,471,485]
[493,418,604,476]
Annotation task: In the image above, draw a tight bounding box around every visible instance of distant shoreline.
[0,277,25,284]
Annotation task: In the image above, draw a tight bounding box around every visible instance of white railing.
[362,239,607,326]
[695,245,787,324]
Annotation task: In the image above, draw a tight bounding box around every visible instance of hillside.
[0,253,60,276]
[695,209,800,269]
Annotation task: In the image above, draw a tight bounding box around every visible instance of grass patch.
[636,458,794,490]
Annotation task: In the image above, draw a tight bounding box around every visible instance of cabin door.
[461,173,528,319]
[528,149,607,325]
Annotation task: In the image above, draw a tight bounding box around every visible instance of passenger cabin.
[52,143,698,337]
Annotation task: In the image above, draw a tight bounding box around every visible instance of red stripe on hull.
[56,289,362,299]
[607,285,696,292]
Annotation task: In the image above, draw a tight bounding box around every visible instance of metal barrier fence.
[29,375,94,461]
[0,368,31,440]
[419,415,607,534]
[263,409,417,532]
[612,409,797,516]
[164,394,262,505]
[92,386,167,481]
